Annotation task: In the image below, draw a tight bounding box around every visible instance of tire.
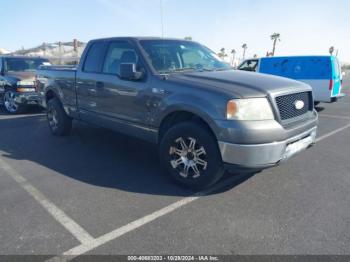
[47,97,72,136]
[3,90,27,114]
[159,121,224,189]
[314,101,320,106]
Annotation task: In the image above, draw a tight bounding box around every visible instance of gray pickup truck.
[36,37,318,189]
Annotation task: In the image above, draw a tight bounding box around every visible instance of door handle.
[96,81,104,89]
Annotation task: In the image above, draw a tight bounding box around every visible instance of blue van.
[238,56,343,103]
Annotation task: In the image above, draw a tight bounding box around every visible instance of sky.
[1,0,349,63]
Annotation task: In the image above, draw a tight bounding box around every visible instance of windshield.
[139,40,231,74]
[4,58,50,72]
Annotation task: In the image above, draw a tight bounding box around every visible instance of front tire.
[3,90,26,114]
[159,122,224,189]
[47,97,72,136]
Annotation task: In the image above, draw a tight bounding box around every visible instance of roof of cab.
[88,36,194,42]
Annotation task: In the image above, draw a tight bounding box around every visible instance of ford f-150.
[36,37,318,189]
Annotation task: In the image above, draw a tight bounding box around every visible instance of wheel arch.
[158,108,219,144]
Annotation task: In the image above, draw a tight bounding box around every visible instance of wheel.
[314,101,320,106]
[47,97,72,136]
[159,121,224,189]
[3,90,26,114]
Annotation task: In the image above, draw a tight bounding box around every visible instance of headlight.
[17,80,35,86]
[16,80,36,92]
[226,98,274,120]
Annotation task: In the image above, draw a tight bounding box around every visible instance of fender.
[157,92,225,136]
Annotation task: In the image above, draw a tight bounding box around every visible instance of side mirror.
[119,63,143,80]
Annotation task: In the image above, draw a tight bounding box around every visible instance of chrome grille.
[275,91,312,121]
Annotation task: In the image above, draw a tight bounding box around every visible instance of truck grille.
[275,91,312,121]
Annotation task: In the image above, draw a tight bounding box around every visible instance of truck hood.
[167,69,311,98]
[5,71,36,82]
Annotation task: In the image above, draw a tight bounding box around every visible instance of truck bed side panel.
[37,68,78,118]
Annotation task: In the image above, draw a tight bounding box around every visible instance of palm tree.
[242,44,247,60]
[218,48,227,60]
[230,49,236,66]
[270,33,281,56]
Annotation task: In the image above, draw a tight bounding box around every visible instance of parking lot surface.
[0,74,350,257]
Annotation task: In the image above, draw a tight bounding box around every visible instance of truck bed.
[37,65,78,112]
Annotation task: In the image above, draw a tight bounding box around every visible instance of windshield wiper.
[167,67,214,73]
[213,67,233,72]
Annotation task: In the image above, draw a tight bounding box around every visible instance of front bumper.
[13,92,42,105]
[218,126,317,170]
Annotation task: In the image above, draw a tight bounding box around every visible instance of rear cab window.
[83,41,108,73]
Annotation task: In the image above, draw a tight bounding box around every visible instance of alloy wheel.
[169,137,208,178]
[4,91,18,113]
[47,106,59,131]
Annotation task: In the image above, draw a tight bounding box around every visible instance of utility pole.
[160,0,164,37]
[58,41,62,65]
[43,42,46,57]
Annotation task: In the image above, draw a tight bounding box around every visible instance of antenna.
[160,0,164,37]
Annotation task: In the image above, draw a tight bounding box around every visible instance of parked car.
[238,56,344,104]
[36,37,318,189]
[0,55,50,114]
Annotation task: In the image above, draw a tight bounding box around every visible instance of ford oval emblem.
[294,100,305,110]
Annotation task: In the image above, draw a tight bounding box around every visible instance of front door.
[98,40,150,124]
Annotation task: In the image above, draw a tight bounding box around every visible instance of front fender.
[157,93,226,136]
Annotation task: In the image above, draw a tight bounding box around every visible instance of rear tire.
[159,121,224,189]
[47,97,72,136]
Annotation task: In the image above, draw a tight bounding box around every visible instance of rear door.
[76,40,108,122]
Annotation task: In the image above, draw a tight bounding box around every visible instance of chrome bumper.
[218,127,317,169]
[14,92,41,105]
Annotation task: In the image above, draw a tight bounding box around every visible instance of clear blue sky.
[1,0,349,62]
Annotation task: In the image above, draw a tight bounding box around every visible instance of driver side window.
[102,41,139,75]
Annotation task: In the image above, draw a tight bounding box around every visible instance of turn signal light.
[226,100,237,119]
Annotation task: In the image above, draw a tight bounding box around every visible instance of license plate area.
[282,131,316,161]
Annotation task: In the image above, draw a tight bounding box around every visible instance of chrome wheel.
[4,91,18,113]
[47,106,59,131]
[169,137,207,178]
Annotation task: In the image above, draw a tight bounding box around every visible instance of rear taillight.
[329,79,333,91]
